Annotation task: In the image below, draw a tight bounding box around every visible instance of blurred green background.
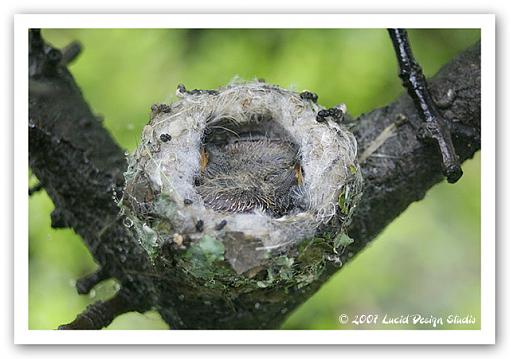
[29,28,481,330]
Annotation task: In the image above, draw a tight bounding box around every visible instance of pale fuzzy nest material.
[123,81,362,274]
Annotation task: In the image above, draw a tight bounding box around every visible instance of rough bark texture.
[28,30,481,329]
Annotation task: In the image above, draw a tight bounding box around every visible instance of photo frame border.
[14,13,496,345]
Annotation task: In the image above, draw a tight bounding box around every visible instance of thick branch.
[29,29,154,327]
[28,30,480,329]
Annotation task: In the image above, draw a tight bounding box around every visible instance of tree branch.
[28,30,480,329]
[387,29,463,183]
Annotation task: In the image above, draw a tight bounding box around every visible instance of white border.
[14,13,496,345]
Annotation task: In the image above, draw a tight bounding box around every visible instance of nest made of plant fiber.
[122,80,363,275]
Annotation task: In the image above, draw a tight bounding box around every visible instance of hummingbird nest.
[122,80,362,277]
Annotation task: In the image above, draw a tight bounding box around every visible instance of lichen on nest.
[121,80,362,284]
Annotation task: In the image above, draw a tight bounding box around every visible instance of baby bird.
[196,137,302,216]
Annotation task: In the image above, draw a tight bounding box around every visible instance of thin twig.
[61,41,82,65]
[75,267,109,295]
[28,182,43,196]
[388,29,463,183]
[58,289,138,330]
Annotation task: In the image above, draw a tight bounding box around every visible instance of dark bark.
[28,29,481,329]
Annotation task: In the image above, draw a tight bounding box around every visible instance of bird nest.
[122,81,362,276]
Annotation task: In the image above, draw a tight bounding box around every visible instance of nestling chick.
[196,137,302,216]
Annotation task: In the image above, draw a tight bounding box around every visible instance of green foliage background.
[29,28,481,330]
